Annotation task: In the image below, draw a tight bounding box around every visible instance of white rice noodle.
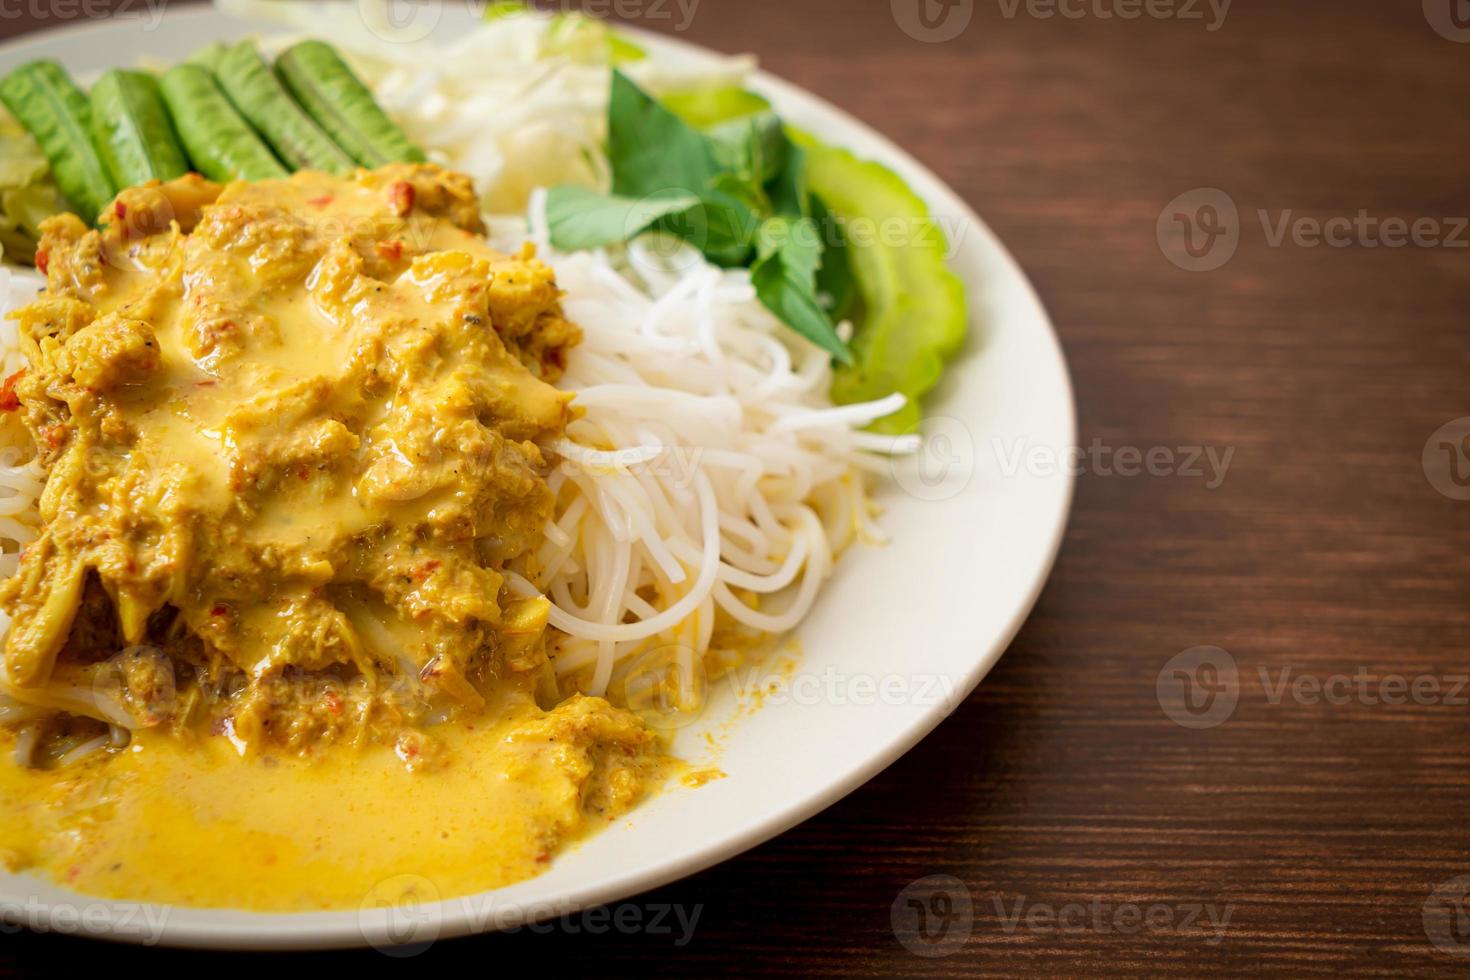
[0,267,44,588]
[496,195,914,700]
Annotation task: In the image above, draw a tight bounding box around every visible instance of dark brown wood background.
[4,0,1470,975]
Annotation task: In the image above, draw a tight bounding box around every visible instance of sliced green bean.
[0,60,116,223]
[215,42,355,175]
[158,64,289,183]
[275,41,425,167]
[90,69,190,189]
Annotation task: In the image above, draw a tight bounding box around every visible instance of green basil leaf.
[752,215,851,363]
[767,140,809,219]
[811,192,855,319]
[608,69,721,200]
[545,184,700,251]
[707,112,787,187]
[656,189,758,267]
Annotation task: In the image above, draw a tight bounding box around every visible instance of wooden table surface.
[4,0,1470,975]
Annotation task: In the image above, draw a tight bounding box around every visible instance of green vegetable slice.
[796,135,967,433]
[661,85,771,129]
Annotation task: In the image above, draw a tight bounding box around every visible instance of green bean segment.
[216,43,355,175]
[0,60,116,223]
[158,64,289,183]
[90,69,190,189]
[276,41,426,167]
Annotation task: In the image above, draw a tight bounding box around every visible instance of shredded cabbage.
[0,109,65,264]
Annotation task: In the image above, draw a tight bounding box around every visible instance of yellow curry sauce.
[0,165,669,909]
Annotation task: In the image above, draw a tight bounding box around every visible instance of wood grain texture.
[4,0,1470,975]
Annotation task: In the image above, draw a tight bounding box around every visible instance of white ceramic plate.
[0,5,1074,950]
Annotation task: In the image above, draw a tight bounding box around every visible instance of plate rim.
[0,6,1076,950]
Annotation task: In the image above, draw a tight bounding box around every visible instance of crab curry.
[0,164,667,910]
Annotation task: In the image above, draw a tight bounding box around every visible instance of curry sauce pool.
[0,684,670,910]
[0,163,671,907]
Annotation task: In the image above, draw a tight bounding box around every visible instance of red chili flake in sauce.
[297,465,310,481]
[411,558,441,582]
[211,604,229,617]
[376,239,404,261]
[308,194,334,208]
[114,201,127,220]
[389,181,415,217]
[43,424,65,448]
[0,369,24,412]
[323,690,343,716]
[34,249,47,275]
